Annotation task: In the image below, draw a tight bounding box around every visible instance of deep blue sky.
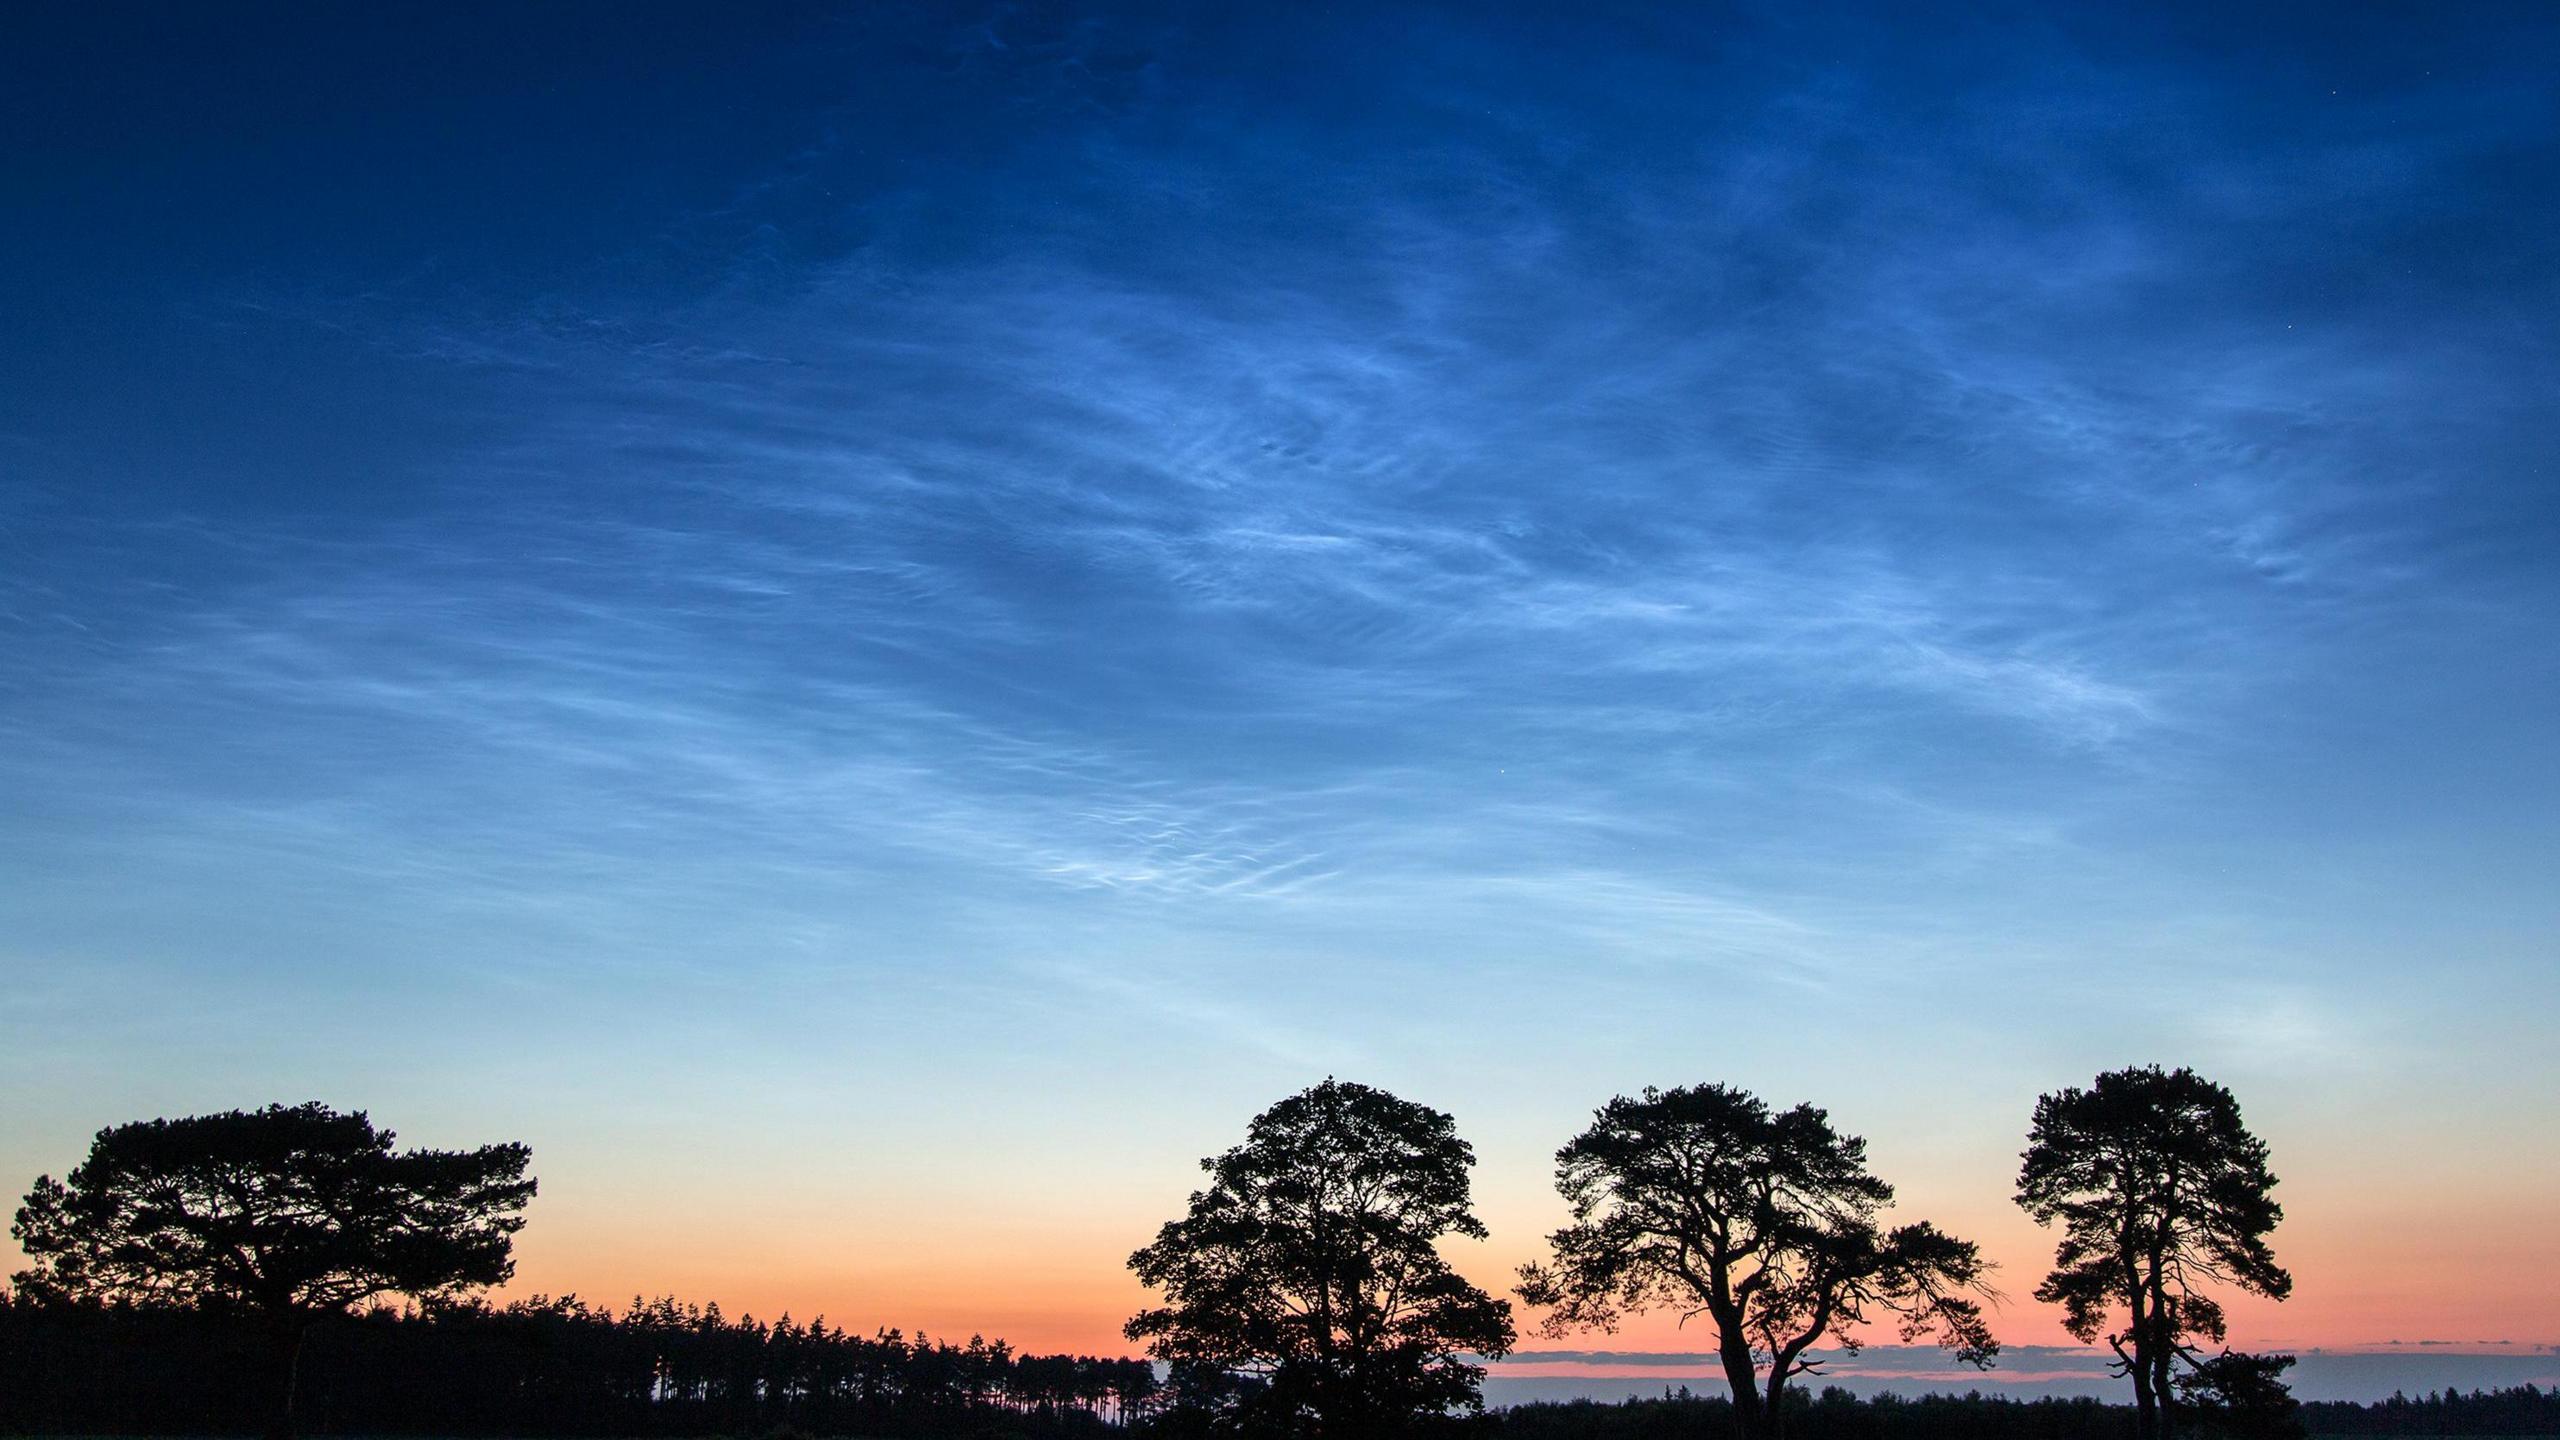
[4,2,2557,1353]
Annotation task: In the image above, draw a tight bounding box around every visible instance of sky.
[3,0,2558,1385]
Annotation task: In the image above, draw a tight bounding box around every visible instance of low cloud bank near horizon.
[1485,1346,2560,1405]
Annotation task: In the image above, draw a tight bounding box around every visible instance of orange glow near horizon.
[480,1192,2560,1360]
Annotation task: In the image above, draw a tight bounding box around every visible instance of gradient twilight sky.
[4,0,2558,1366]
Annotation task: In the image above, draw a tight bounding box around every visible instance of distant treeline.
[2298,1386,2560,1436]
[7,1290,2555,1440]
[1469,1388,2560,1440]
[0,1290,1156,1437]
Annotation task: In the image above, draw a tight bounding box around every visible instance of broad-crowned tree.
[1517,1084,1996,1440]
[2017,1065,2291,1440]
[1126,1080,1515,1438]
[11,1102,534,1439]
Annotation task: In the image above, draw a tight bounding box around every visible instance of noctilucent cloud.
[4,2,2556,1357]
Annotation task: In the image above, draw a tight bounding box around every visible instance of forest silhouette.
[3,1070,2544,1440]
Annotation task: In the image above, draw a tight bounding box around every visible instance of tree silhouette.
[2177,1350,2305,1440]
[1126,1079,1516,1437]
[1517,1084,1997,1440]
[2016,1066,2291,1440]
[10,1101,534,1439]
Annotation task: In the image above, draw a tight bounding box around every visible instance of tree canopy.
[11,1101,535,1437]
[2016,1066,2291,1440]
[2176,1350,2306,1440]
[1517,1084,1997,1440]
[1126,1079,1516,1437]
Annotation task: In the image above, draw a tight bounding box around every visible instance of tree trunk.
[265,1316,309,1440]
[2125,1300,2161,1440]
[2146,1276,2180,1440]
[1718,1337,1766,1440]
[2153,1342,2181,1440]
